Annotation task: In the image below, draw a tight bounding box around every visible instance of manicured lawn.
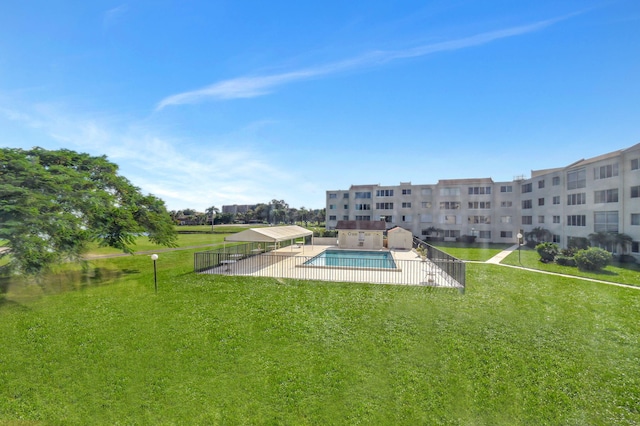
[431,242,513,262]
[1,249,639,424]
[500,246,640,287]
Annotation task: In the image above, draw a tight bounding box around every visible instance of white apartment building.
[326,143,640,259]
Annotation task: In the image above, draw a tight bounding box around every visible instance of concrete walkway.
[485,244,520,264]
[480,244,640,291]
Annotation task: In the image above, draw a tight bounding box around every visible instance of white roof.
[224,225,313,243]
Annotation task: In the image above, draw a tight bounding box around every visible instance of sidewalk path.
[485,244,520,264]
[479,244,640,291]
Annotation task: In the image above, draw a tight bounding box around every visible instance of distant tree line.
[170,199,326,227]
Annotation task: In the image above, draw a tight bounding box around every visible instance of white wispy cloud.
[0,105,301,210]
[156,15,570,110]
[103,4,129,29]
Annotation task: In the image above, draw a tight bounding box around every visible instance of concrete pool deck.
[202,245,463,290]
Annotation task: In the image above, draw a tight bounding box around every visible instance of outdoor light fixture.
[516,233,523,265]
[151,254,158,293]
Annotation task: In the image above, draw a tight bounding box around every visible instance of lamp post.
[516,233,523,265]
[151,254,158,293]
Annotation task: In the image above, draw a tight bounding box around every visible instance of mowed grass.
[431,242,513,262]
[499,246,640,287]
[1,249,639,424]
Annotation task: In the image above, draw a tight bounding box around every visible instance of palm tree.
[588,231,614,251]
[205,205,219,231]
[612,233,633,255]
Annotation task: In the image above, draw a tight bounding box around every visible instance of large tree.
[0,147,177,274]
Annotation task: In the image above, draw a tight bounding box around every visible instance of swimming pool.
[304,249,397,269]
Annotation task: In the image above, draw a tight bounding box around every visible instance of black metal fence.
[194,241,465,292]
[412,237,466,291]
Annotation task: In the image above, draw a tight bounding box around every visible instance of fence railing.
[412,237,466,291]
[194,241,465,292]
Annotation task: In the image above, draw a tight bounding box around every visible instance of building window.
[567,215,586,226]
[552,176,560,186]
[329,204,336,210]
[375,202,393,209]
[402,202,412,208]
[501,201,513,207]
[355,192,371,199]
[552,234,561,243]
[355,204,371,210]
[468,186,492,195]
[594,211,618,233]
[522,200,533,209]
[329,193,337,199]
[567,193,586,205]
[420,214,433,223]
[594,189,619,203]
[632,159,639,170]
[500,216,512,223]
[421,202,432,208]
[538,216,545,224]
[443,230,460,238]
[500,231,513,238]
[538,180,545,189]
[632,214,640,225]
[522,216,533,225]
[379,215,392,223]
[376,189,394,197]
[329,215,336,221]
[632,242,639,253]
[594,163,619,180]
[440,187,460,196]
[631,186,640,198]
[553,196,560,205]
[402,215,412,222]
[522,183,533,193]
[538,198,545,206]
[355,215,370,221]
[343,215,349,221]
[468,215,491,224]
[500,185,513,193]
[344,204,348,209]
[553,215,561,224]
[567,168,586,190]
[442,215,460,224]
[479,231,491,239]
[421,188,432,196]
[402,189,412,195]
[468,201,491,209]
[440,201,460,210]
[343,193,349,198]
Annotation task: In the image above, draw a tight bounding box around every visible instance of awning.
[224,225,313,243]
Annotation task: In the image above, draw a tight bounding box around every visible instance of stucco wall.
[338,230,383,250]
[388,228,413,250]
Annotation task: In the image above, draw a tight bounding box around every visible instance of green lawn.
[431,242,513,262]
[1,248,639,424]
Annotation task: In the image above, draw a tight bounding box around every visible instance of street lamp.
[151,254,158,293]
[516,233,523,265]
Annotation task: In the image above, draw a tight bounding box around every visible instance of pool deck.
[203,245,463,290]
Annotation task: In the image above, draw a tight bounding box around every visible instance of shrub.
[556,255,577,267]
[536,242,559,263]
[560,247,578,257]
[574,247,612,271]
[568,236,590,251]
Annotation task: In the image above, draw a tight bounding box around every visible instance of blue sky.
[1,1,639,211]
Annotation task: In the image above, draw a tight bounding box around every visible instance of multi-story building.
[326,143,640,259]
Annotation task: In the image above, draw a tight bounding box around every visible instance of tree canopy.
[0,147,177,274]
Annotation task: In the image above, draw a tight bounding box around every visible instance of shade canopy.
[224,225,312,243]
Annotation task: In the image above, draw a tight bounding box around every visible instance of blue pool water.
[304,249,397,269]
